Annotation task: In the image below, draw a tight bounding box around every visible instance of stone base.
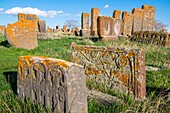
[102,36,118,41]
[80,29,90,38]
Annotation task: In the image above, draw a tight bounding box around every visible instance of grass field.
[0,34,169,113]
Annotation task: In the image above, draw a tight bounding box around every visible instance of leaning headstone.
[38,20,46,32]
[142,5,156,31]
[122,11,134,36]
[71,45,146,99]
[132,8,144,33]
[17,56,88,113]
[81,13,90,38]
[91,8,100,36]
[5,20,37,49]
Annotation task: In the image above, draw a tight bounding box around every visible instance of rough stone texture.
[38,20,46,32]
[91,8,100,36]
[47,27,53,32]
[142,5,156,31]
[71,45,146,99]
[63,25,67,32]
[18,13,39,31]
[72,27,79,36]
[132,8,144,33]
[0,25,5,34]
[5,20,37,50]
[81,13,90,38]
[17,56,88,113]
[97,16,122,40]
[81,13,90,30]
[80,30,90,38]
[113,10,121,19]
[132,31,170,47]
[122,12,134,36]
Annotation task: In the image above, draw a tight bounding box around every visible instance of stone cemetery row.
[18,44,145,112]
[81,4,156,39]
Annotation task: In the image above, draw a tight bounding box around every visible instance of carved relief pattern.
[18,60,67,112]
[71,46,145,99]
[132,31,170,47]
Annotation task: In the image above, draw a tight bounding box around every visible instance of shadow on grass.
[3,71,17,94]
[146,86,170,97]
[0,40,11,48]
[89,37,102,42]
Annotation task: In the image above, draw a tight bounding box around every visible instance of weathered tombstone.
[0,25,5,34]
[113,10,121,19]
[38,20,46,32]
[56,26,60,30]
[122,11,134,36]
[81,13,90,38]
[5,20,37,49]
[18,13,40,31]
[91,8,100,36]
[142,5,156,31]
[132,8,144,33]
[97,16,122,40]
[18,56,88,113]
[63,25,67,32]
[71,45,146,99]
[72,27,79,36]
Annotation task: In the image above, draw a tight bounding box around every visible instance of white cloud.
[75,13,81,17]
[104,5,109,8]
[0,8,4,11]
[4,7,69,18]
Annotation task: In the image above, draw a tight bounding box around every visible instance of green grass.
[0,34,170,112]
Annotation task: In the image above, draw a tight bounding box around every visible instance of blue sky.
[0,0,170,31]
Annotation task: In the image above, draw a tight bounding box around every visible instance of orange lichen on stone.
[91,8,100,36]
[113,10,121,19]
[5,20,37,49]
[122,11,134,36]
[142,5,156,31]
[63,25,67,32]
[0,25,5,34]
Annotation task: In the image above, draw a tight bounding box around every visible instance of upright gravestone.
[142,5,156,31]
[132,8,144,33]
[122,11,134,36]
[113,10,121,19]
[63,25,67,32]
[38,20,46,32]
[91,8,100,36]
[81,13,90,38]
[5,20,37,49]
[17,56,88,113]
[0,25,5,34]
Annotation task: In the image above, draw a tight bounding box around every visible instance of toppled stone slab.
[88,89,124,106]
[5,20,37,50]
[71,45,146,99]
[17,56,88,113]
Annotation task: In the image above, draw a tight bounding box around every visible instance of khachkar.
[5,20,37,50]
[132,8,144,33]
[80,13,90,38]
[17,56,88,113]
[91,8,100,36]
[38,20,46,32]
[142,5,156,31]
[132,31,170,47]
[122,11,134,36]
[97,15,122,40]
[71,45,146,99]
